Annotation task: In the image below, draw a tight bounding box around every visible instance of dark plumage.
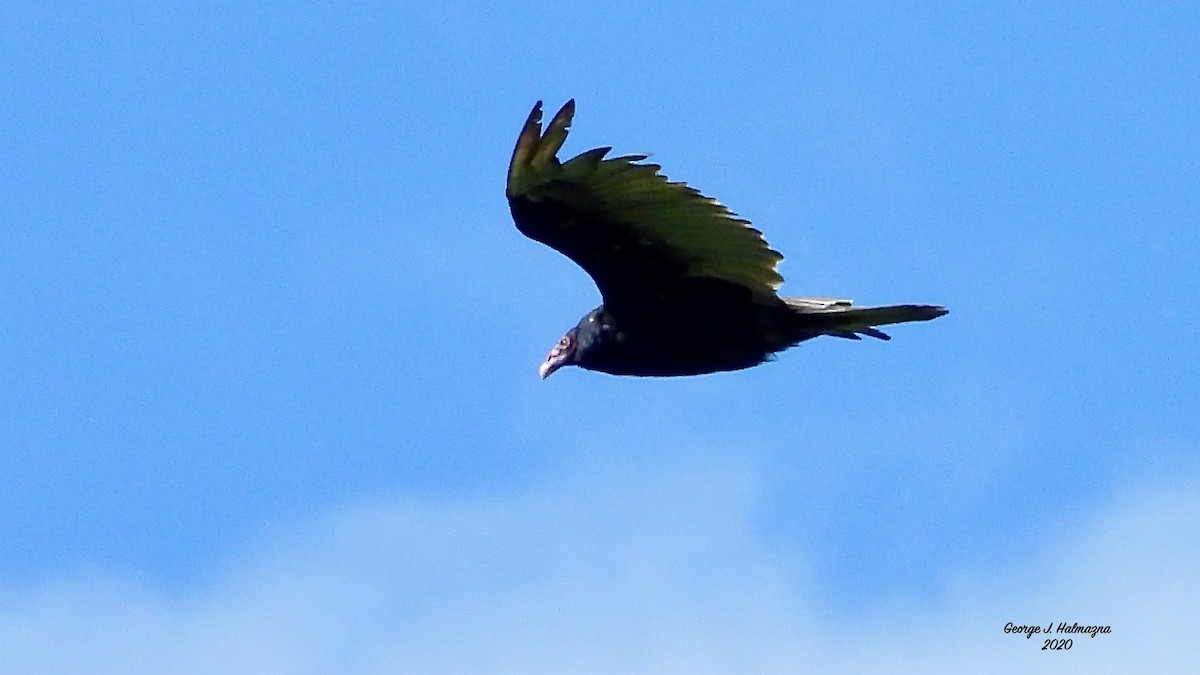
[507,100,948,379]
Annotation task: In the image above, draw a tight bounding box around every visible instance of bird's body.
[568,292,779,378]
[506,100,947,379]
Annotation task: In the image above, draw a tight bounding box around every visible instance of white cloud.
[2,458,1196,674]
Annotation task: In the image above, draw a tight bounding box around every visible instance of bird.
[506,100,947,379]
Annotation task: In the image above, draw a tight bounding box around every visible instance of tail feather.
[782,296,948,341]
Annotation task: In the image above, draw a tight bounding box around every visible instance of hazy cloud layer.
[3,459,1195,674]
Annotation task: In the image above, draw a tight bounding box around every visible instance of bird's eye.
[559,336,571,348]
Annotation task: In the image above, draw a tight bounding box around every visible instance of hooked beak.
[538,357,563,380]
[539,330,576,380]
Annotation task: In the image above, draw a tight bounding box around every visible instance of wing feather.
[507,101,785,307]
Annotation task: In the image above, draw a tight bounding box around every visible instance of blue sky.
[2,1,1197,672]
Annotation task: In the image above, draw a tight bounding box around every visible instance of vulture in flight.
[507,100,947,379]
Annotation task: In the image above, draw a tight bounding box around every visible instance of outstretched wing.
[506,100,784,309]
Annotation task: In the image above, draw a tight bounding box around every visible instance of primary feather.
[508,100,784,307]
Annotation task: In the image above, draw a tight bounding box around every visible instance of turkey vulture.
[507,100,947,379]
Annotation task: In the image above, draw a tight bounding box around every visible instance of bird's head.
[538,328,579,379]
